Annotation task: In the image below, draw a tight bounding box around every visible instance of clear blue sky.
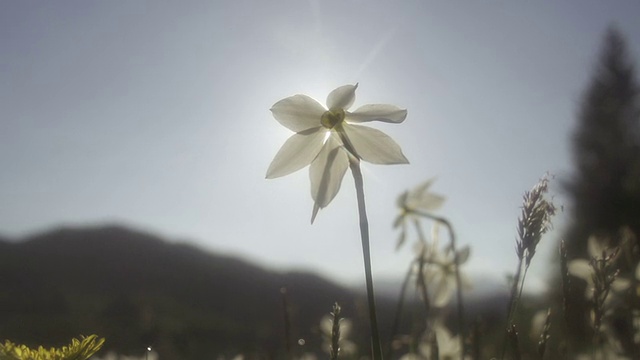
[2,1,640,291]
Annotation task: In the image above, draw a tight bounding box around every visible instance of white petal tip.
[311,203,320,224]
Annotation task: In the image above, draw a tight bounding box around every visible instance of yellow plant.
[0,335,104,360]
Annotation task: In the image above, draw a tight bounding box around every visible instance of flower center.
[321,108,345,129]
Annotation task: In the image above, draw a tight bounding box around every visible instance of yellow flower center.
[321,108,345,129]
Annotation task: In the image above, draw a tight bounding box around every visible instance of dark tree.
[564,27,640,256]
[558,28,640,353]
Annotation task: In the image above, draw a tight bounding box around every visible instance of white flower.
[266,84,408,222]
[418,325,463,360]
[393,178,445,248]
[424,245,471,307]
[398,322,465,360]
[414,224,471,307]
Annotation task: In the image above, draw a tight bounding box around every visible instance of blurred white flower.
[419,325,463,360]
[575,344,630,360]
[91,350,159,360]
[415,224,471,307]
[394,178,445,249]
[398,322,464,360]
[266,84,408,222]
[529,309,548,342]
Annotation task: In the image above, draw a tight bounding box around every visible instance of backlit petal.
[271,95,326,132]
[433,278,453,307]
[405,179,445,211]
[568,259,593,283]
[395,226,406,250]
[347,104,407,123]
[412,193,445,212]
[326,84,358,110]
[310,135,349,211]
[613,278,631,292]
[587,236,603,258]
[456,246,471,265]
[266,128,325,178]
[396,190,409,208]
[341,123,409,164]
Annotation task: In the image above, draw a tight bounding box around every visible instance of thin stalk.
[330,303,342,360]
[280,287,292,360]
[413,219,433,322]
[416,245,434,349]
[413,210,466,359]
[501,256,524,359]
[349,159,383,360]
[386,259,416,360]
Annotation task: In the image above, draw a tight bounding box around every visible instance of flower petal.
[340,123,409,164]
[392,213,405,229]
[309,135,349,217]
[568,259,593,283]
[326,84,358,110]
[587,235,603,258]
[613,278,631,292]
[407,179,446,211]
[266,128,325,178]
[456,246,471,265]
[411,193,446,212]
[396,190,409,208]
[347,104,407,123]
[433,278,453,307]
[271,95,326,132]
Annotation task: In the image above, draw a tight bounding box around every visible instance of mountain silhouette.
[0,225,363,359]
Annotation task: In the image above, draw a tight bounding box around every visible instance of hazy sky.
[2,1,640,291]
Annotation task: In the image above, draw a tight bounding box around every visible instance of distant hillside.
[0,225,513,359]
[0,225,363,359]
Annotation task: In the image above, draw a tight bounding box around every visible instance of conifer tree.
[559,27,640,352]
[564,27,640,256]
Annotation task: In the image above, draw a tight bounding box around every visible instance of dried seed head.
[330,303,342,360]
[516,174,557,266]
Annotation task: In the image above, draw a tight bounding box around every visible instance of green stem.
[349,159,383,360]
[414,210,466,359]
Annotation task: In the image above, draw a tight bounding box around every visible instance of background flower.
[394,178,445,249]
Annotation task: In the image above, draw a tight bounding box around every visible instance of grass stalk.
[280,287,292,360]
[507,324,522,360]
[349,159,383,360]
[330,303,342,360]
[501,256,524,359]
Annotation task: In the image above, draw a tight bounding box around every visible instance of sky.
[1,1,640,293]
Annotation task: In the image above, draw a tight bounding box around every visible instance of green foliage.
[0,335,104,360]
